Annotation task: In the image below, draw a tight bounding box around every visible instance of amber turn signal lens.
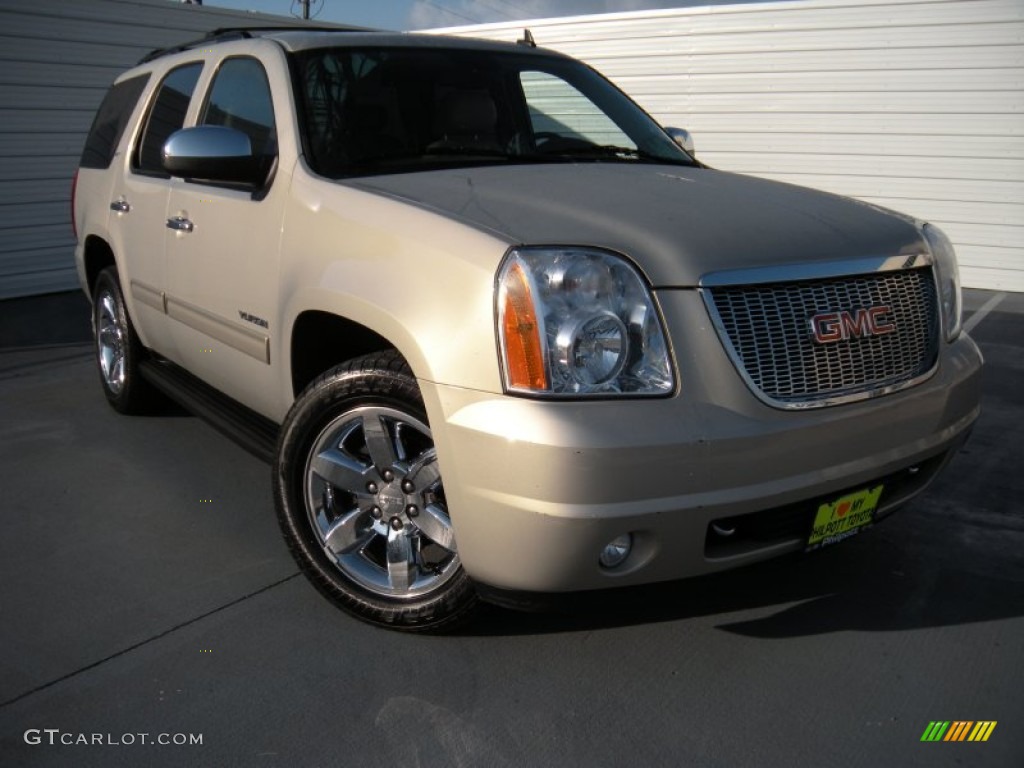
[502,261,548,391]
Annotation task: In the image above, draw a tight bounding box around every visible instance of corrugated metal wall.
[0,0,329,299]
[437,0,1024,292]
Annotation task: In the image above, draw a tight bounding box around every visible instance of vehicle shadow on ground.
[460,511,1024,638]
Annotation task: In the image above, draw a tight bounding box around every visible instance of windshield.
[291,46,694,177]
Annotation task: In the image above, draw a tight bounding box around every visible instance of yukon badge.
[810,306,895,344]
[238,310,269,329]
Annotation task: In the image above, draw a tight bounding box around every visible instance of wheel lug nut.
[389,517,403,531]
[401,479,415,493]
[366,481,378,494]
[370,506,382,519]
[406,504,419,517]
[382,469,395,482]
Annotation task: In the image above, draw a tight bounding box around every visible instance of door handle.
[109,200,130,213]
[166,216,194,233]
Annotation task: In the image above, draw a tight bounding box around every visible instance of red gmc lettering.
[842,309,872,338]
[811,312,843,343]
[867,306,896,335]
[811,306,895,344]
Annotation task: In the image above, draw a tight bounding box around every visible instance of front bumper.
[420,292,983,594]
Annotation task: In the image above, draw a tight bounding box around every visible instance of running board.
[139,357,279,464]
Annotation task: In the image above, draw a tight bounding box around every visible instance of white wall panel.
[437,0,1024,291]
[702,134,1024,160]
[0,0,337,300]
[615,69,1023,94]
[588,44,1024,73]
[760,174,1024,205]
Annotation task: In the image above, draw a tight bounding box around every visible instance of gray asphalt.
[0,290,1021,768]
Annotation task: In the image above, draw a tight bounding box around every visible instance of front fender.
[277,169,512,416]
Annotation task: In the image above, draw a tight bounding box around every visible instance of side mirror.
[162,126,269,186]
[665,127,695,156]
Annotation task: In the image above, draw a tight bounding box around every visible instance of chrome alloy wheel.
[96,289,127,395]
[303,406,459,599]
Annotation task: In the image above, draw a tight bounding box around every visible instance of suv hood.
[349,164,925,287]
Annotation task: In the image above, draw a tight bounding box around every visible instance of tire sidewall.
[93,268,144,413]
[273,357,476,630]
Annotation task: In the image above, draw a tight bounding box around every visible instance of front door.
[163,56,286,419]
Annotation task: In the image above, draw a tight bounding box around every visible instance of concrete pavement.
[0,289,1021,767]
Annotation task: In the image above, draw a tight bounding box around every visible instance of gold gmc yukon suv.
[73,28,983,630]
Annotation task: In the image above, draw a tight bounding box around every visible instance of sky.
[200,0,690,31]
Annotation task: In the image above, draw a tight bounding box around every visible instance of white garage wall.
[0,0,341,300]
[434,0,1024,292]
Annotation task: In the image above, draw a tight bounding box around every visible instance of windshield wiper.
[544,144,686,164]
[554,144,642,158]
[424,145,511,158]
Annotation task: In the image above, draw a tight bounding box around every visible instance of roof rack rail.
[137,25,361,65]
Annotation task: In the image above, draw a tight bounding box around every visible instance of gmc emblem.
[810,306,896,344]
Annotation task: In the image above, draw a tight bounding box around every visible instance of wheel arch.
[82,235,117,300]
[289,309,406,398]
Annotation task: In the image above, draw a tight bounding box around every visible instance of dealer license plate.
[806,485,883,550]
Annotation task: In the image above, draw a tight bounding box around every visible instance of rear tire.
[92,267,159,414]
[273,351,477,632]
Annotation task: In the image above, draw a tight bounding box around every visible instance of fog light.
[599,533,632,569]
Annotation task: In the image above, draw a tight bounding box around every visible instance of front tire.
[273,351,477,631]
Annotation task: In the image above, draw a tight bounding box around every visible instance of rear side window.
[133,62,203,175]
[80,74,150,169]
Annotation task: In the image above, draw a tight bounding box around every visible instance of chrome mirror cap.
[665,126,695,156]
[161,126,268,186]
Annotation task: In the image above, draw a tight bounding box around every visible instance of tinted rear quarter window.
[80,74,150,169]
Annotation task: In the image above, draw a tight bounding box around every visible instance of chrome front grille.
[703,266,939,408]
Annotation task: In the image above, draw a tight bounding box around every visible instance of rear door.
[111,61,204,353]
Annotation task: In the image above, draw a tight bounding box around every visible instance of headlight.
[496,247,674,396]
[923,223,962,341]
